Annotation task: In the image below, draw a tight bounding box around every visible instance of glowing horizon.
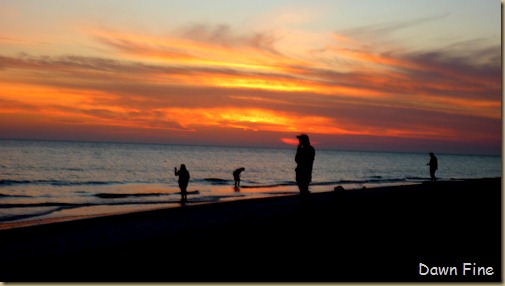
[0,0,501,155]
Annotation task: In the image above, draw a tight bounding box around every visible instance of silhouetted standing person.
[233,167,245,188]
[295,134,315,195]
[427,152,438,182]
[175,164,190,203]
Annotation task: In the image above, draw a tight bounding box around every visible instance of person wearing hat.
[295,134,315,195]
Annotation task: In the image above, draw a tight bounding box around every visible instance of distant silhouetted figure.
[427,152,438,182]
[295,134,315,195]
[175,164,190,203]
[233,167,245,188]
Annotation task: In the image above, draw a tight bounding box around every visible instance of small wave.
[0,202,83,208]
[95,190,200,199]
[241,185,278,189]
[96,193,164,199]
[370,176,382,179]
[51,181,123,186]
[189,195,235,203]
[65,168,85,171]
[202,178,230,185]
[239,179,415,189]
[0,207,68,223]
[311,178,409,186]
[0,179,124,187]
[0,193,31,198]
[0,200,183,210]
[405,176,426,181]
[0,180,32,186]
[0,200,185,223]
[241,182,296,189]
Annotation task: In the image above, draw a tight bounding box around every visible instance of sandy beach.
[0,177,501,282]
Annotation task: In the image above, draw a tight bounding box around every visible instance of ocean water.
[0,139,501,228]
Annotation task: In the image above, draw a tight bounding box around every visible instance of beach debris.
[333,185,345,192]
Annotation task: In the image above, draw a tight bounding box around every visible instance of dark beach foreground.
[0,178,501,282]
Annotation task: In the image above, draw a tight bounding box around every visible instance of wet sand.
[0,178,501,282]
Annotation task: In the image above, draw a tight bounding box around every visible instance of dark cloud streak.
[338,13,450,38]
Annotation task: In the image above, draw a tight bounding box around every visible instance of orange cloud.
[0,22,500,154]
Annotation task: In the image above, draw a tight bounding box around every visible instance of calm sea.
[0,139,501,227]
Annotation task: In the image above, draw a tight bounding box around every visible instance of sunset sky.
[0,0,501,155]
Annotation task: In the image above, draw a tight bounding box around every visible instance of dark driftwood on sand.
[0,178,501,282]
